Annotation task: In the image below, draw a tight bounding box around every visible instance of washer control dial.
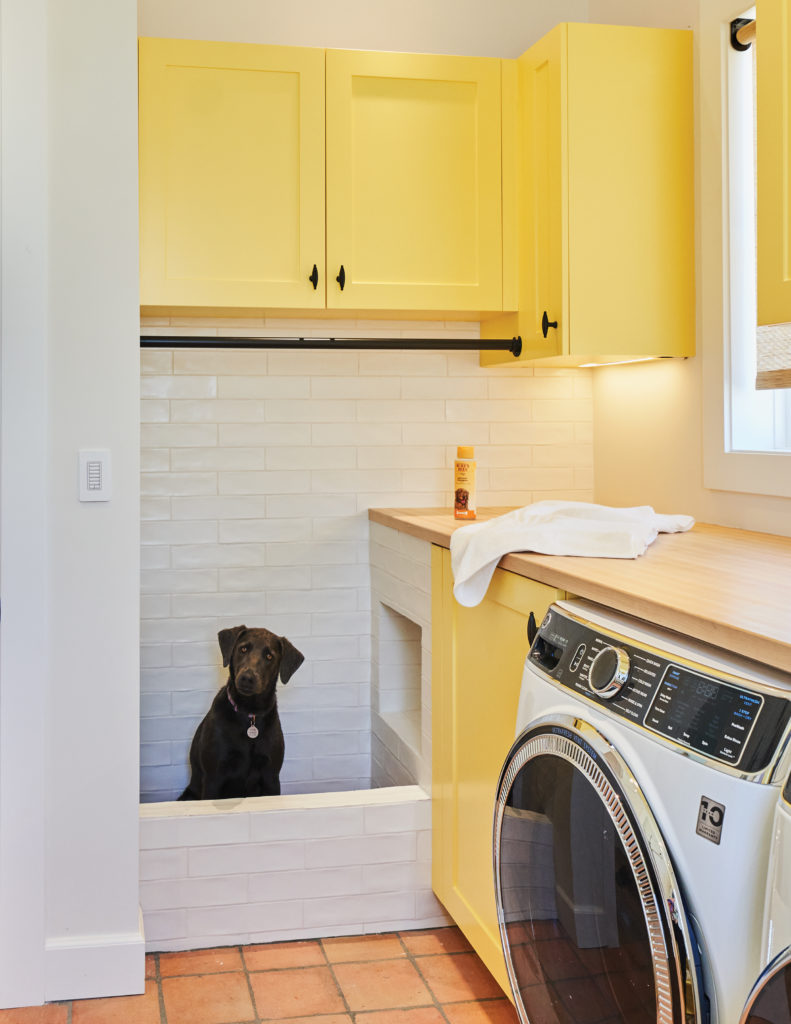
[588,645,631,699]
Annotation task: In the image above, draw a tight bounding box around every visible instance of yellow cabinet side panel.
[139,38,325,310]
[431,546,563,995]
[757,0,791,326]
[326,49,503,312]
[481,25,568,364]
[483,23,695,367]
[501,59,519,314]
[567,24,695,358]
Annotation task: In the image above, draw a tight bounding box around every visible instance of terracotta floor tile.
[322,933,405,963]
[244,939,325,971]
[249,965,345,1019]
[159,946,244,977]
[162,971,254,1024]
[145,955,157,980]
[265,1016,351,1024]
[71,980,161,1024]
[442,999,520,1024]
[0,1008,68,1024]
[355,1009,446,1024]
[416,953,503,1003]
[332,959,432,1012]
[399,927,472,957]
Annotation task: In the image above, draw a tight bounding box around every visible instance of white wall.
[0,0,142,1007]
[592,0,791,537]
[138,0,590,56]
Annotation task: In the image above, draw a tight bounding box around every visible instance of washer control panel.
[530,606,790,773]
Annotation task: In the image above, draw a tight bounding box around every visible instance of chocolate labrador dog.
[178,625,304,801]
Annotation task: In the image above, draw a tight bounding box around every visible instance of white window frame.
[701,0,791,497]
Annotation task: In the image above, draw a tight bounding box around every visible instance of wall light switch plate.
[79,449,111,501]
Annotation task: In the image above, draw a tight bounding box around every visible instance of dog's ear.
[278,637,305,684]
[218,625,247,668]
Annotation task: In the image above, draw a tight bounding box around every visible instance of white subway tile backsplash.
[218,567,312,594]
[142,423,218,448]
[219,471,311,495]
[139,324,592,802]
[219,423,312,447]
[142,473,218,497]
[141,448,171,472]
[173,350,269,375]
[141,400,170,423]
[142,376,217,399]
[171,448,269,472]
[141,350,173,375]
[142,521,219,546]
[141,569,218,595]
[218,376,310,399]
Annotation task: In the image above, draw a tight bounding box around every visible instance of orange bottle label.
[454,460,477,520]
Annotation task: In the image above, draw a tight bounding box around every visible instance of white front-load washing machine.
[493,599,791,1024]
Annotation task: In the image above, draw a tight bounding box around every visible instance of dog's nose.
[235,671,258,695]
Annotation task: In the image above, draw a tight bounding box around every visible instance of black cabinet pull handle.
[542,311,558,338]
[527,611,538,645]
[336,265,346,291]
[309,264,319,290]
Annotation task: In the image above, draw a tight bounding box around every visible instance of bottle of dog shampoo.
[454,446,477,520]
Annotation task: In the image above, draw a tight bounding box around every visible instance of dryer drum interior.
[493,716,703,1024]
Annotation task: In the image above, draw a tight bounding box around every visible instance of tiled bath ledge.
[139,785,451,952]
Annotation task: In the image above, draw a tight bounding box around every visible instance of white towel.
[450,500,695,608]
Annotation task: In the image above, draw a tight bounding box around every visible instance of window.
[703,3,791,499]
[728,7,791,455]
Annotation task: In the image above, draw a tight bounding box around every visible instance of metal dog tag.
[247,724,259,739]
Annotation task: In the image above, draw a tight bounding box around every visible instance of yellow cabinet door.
[139,38,325,313]
[482,23,695,366]
[431,545,563,994]
[326,50,504,312]
[757,0,791,326]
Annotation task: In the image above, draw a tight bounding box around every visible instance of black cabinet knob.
[308,264,319,290]
[336,265,346,291]
[542,311,558,338]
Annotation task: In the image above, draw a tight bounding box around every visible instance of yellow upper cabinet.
[482,23,695,366]
[139,38,325,312]
[757,0,791,326]
[325,50,504,312]
[139,39,509,316]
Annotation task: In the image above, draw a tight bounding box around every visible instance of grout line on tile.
[237,943,264,1024]
[396,931,453,1024]
[319,935,355,1019]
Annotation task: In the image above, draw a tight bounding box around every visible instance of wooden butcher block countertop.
[369,507,791,674]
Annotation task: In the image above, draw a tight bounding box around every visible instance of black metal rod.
[140,335,523,357]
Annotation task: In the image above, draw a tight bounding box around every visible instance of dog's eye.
[238,644,250,654]
[265,651,273,661]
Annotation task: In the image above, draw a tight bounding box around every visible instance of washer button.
[570,644,587,671]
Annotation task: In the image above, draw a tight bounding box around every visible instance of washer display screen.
[644,664,763,764]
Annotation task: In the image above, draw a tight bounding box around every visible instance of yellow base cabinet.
[431,546,563,995]
[139,38,325,312]
[139,38,511,316]
[481,23,695,367]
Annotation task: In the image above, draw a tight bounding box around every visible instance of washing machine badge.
[696,795,726,844]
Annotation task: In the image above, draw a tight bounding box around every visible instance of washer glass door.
[494,718,702,1024]
[741,946,791,1024]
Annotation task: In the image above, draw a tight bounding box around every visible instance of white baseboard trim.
[44,908,145,1002]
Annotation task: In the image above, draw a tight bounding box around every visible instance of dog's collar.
[226,684,259,739]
